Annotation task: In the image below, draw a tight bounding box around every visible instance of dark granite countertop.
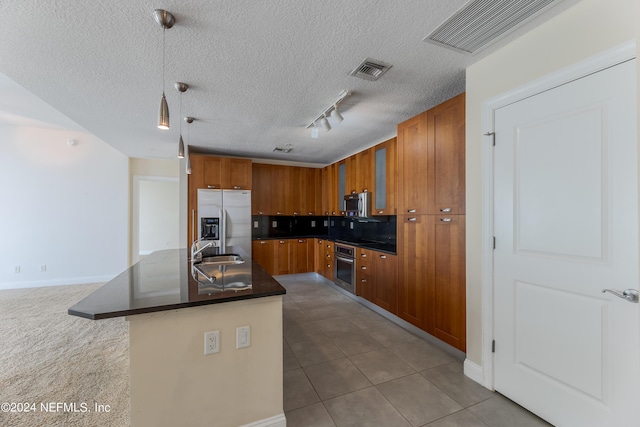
[68,247,286,320]
[252,236,397,255]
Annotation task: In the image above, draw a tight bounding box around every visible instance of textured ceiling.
[0,0,578,165]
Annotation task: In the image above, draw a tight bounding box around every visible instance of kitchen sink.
[198,254,245,265]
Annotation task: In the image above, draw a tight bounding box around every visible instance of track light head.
[311,126,319,139]
[319,116,331,132]
[330,106,343,124]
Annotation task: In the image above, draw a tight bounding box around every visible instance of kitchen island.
[69,248,287,427]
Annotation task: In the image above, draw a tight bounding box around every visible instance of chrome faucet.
[191,239,215,261]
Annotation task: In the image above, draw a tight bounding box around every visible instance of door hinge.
[492,340,496,353]
[484,132,495,146]
[492,236,496,250]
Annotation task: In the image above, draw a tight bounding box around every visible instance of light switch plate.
[236,325,251,349]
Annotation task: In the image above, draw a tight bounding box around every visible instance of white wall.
[465,0,640,368]
[138,179,179,255]
[0,124,129,289]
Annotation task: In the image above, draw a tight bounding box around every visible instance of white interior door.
[493,59,640,426]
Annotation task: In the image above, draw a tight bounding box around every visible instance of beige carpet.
[0,283,129,427]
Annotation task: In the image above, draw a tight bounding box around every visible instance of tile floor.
[278,273,553,427]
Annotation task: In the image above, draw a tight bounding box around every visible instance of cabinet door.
[252,240,276,275]
[251,163,272,215]
[322,164,338,215]
[272,166,292,215]
[397,112,429,215]
[290,167,303,216]
[314,239,324,274]
[323,241,334,281]
[428,214,466,351]
[426,93,465,214]
[345,155,357,195]
[291,239,310,273]
[337,160,347,214]
[356,248,374,302]
[276,239,292,275]
[373,137,397,215]
[356,148,374,194]
[312,168,322,216]
[373,252,397,314]
[221,158,252,189]
[397,215,431,329]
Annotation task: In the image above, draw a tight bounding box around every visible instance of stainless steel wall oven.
[334,243,356,294]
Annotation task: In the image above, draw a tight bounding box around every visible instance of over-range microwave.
[343,192,370,218]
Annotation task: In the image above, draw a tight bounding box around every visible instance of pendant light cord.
[162,28,166,94]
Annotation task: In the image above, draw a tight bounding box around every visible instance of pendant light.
[174,82,188,158]
[153,9,175,130]
[185,117,194,174]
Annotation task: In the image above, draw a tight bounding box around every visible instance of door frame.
[478,40,636,390]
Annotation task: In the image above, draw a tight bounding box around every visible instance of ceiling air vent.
[424,0,558,54]
[273,145,293,153]
[350,58,392,81]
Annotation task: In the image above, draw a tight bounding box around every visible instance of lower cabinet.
[398,214,466,352]
[252,240,277,274]
[373,252,398,315]
[355,248,374,302]
[356,248,398,315]
[252,238,315,276]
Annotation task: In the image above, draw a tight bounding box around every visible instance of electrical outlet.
[14,266,20,273]
[40,264,47,272]
[271,221,278,228]
[349,222,354,229]
[311,221,316,227]
[253,221,259,228]
[236,325,251,349]
[204,331,220,355]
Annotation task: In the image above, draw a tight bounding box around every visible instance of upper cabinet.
[373,137,397,215]
[398,93,465,215]
[189,154,252,190]
[189,154,222,190]
[220,157,252,190]
[322,164,339,215]
[426,93,465,214]
[251,164,322,215]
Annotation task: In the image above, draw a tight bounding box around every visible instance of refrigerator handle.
[219,208,227,253]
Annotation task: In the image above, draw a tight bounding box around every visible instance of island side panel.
[127,296,284,427]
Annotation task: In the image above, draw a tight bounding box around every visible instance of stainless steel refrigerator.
[196,189,252,258]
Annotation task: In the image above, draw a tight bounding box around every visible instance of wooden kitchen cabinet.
[322,164,339,215]
[373,251,397,315]
[373,137,397,215]
[397,111,429,215]
[187,154,222,246]
[271,165,292,215]
[275,239,292,275]
[356,247,374,302]
[252,163,272,215]
[322,240,334,281]
[291,238,313,274]
[398,214,466,351]
[355,148,374,195]
[252,239,277,275]
[290,167,319,216]
[397,93,465,215]
[426,93,465,214]
[220,157,252,190]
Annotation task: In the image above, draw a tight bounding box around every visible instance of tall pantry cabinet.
[397,93,466,351]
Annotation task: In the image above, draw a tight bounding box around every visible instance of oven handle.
[335,255,355,265]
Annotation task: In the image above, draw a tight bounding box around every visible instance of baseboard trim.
[0,275,115,291]
[464,359,487,388]
[239,413,286,427]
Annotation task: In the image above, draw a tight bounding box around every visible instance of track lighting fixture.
[175,82,188,158]
[154,9,175,130]
[306,90,351,137]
